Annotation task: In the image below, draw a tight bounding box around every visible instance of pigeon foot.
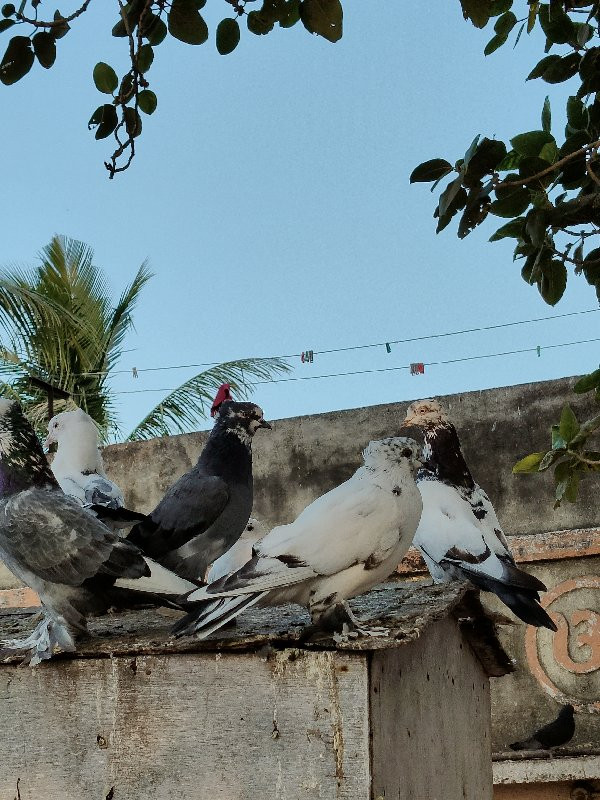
[0,615,76,666]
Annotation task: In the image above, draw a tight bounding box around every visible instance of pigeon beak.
[258,419,272,430]
[43,435,54,451]
[402,414,418,428]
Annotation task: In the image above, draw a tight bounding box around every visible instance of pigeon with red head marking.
[403,399,556,631]
[128,390,272,581]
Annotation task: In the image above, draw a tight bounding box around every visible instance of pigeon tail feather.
[463,569,557,630]
[172,591,268,639]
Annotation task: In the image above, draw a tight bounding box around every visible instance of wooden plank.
[0,649,371,800]
[370,618,493,800]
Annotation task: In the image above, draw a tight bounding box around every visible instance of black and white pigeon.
[403,399,557,631]
[45,408,145,529]
[172,437,423,640]
[0,398,197,664]
[510,704,575,751]
[127,398,271,581]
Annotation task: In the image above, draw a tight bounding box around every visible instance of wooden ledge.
[0,580,512,677]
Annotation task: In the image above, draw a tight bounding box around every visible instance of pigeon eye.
[401,448,413,458]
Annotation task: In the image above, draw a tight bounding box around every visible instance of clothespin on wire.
[132,367,138,378]
[410,362,425,376]
[385,343,391,354]
[301,350,314,364]
[536,346,541,357]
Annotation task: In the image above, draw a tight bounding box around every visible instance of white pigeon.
[403,399,556,630]
[172,437,423,640]
[206,517,269,584]
[46,408,124,509]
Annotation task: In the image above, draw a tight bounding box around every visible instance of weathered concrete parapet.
[0,583,510,800]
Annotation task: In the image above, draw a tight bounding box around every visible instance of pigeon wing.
[128,472,230,557]
[83,474,125,509]
[0,488,148,586]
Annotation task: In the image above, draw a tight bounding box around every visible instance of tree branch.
[15,0,93,27]
[497,139,600,189]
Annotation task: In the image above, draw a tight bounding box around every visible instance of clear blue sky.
[2,2,598,439]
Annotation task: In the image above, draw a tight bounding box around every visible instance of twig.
[586,154,600,188]
[16,0,93,27]
[497,139,600,188]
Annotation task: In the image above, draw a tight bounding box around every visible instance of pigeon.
[0,398,197,664]
[127,398,271,580]
[402,399,557,631]
[206,516,269,584]
[45,408,145,529]
[172,437,423,640]
[510,704,575,750]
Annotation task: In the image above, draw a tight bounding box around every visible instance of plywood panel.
[370,618,493,800]
[0,649,370,800]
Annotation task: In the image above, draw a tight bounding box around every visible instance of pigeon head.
[216,401,272,442]
[45,407,98,450]
[0,398,56,494]
[403,399,448,429]
[362,436,422,474]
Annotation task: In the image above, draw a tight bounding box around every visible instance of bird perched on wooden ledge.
[402,398,557,631]
[510,704,575,751]
[172,436,424,641]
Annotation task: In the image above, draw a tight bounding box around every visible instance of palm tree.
[0,235,289,440]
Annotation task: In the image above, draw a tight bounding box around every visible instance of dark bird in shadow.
[510,704,575,751]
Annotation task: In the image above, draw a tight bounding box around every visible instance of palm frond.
[126,357,290,441]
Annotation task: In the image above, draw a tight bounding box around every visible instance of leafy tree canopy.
[0,0,343,177]
[411,0,600,505]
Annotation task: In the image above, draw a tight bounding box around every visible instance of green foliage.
[412,2,600,506]
[0,236,290,441]
[514,399,600,508]
[0,0,342,176]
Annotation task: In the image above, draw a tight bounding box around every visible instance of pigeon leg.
[303,597,390,643]
[0,615,77,665]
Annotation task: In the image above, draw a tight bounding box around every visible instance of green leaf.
[1,4,15,17]
[582,248,600,286]
[551,424,566,451]
[519,155,554,189]
[137,88,157,115]
[564,469,580,504]
[525,208,547,248]
[464,138,507,187]
[484,32,508,55]
[490,0,512,15]
[512,451,547,473]
[463,134,481,168]
[496,150,522,171]
[51,10,70,39]
[541,96,551,133]
[247,10,274,35]
[510,130,555,157]
[124,106,142,137]
[527,1,538,33]
[541,52,580,84]
[0,35,34,85]
[490,177,530,217]
[539,2,575,44]
[539,260,567,305]
[494,10,516,35]
[136,43,154,72]
[118,73,135,103]
[168,0,209,45]
[88,103,118,140]
[93,62,118,94]
[566,96,589,132]
[143,14,168,45]
[459,0,492,28]
[0,18,15,32]
[299,0,343,43]
[538,141,558,164]
[438,176,463,218]
[435,186,467,233]
[32,31,55,69]
[280,0,301,27]
[409,158,453,183]
[574,369,600,394]
[539,448,564,471]
[489,217,525,241]
[527,54,560,81]
[216,17,240,55]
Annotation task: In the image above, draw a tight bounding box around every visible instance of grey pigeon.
[46,407,146,529]
[403,399,556,631]
[0,399,197,664]
[172,437,423,641]
[127,400,271,580]
[510,704,575,751]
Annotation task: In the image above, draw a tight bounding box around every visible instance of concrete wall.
[103,375,599,536]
